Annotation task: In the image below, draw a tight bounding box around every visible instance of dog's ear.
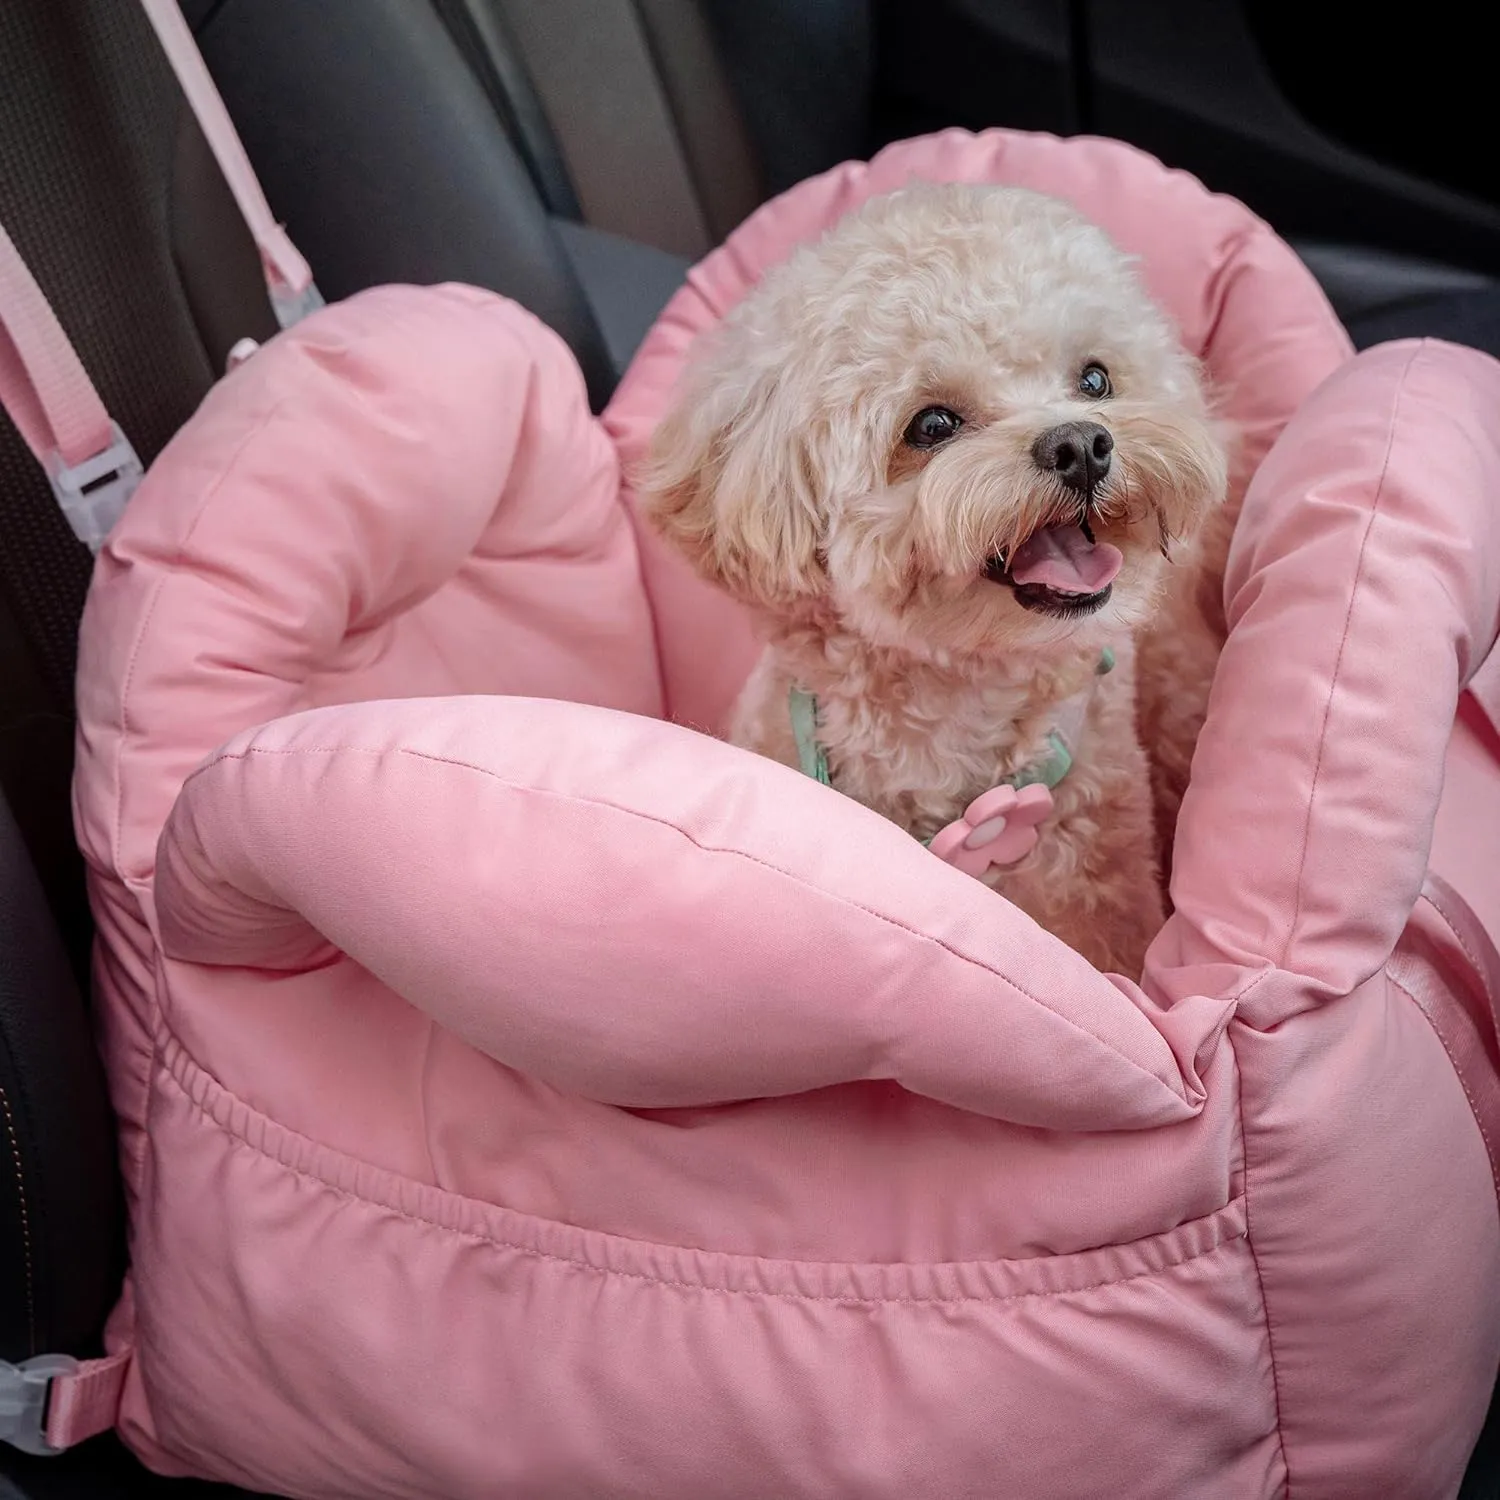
[639,358,827,609]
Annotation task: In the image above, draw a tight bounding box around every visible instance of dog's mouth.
[984,517,1123,617]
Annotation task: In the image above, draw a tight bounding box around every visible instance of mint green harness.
[788,647,1115,830]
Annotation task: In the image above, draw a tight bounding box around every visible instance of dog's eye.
[1078,363,1112,399]
[903,406,964,449]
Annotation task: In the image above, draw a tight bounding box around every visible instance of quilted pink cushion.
[72,130,1500,1499]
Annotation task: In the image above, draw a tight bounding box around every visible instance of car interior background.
[1,2,1496,1496]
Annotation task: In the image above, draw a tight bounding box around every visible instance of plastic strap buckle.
[0,1354,76,1457]
[45,422,143,552]
[269,278,325,330]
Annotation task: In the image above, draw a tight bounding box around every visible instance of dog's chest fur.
[732,633,1119,843]
[730,630,1161,971]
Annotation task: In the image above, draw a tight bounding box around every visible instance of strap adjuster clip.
[0,1354,77,1456]
[46,422,143,552]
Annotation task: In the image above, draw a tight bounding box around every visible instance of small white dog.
[642,183,1228,975]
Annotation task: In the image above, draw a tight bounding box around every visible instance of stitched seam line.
[169,1059,1243,1307]
[1279,343,1421,967]
[0,1080,36,1352]
[1233,1033,1291,1498]
[179,742,1188,1111]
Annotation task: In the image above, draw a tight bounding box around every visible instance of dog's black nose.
[1032,421,1114,493]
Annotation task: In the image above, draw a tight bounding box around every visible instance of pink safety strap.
[43,1351,131,1452]
[0,220,141,550]
[0,222,114,470]
[139,0,321,327]
[0,2,323,551]
[1393,872,1500,1199]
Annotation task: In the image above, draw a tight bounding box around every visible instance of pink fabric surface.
[71,129,1500,1498]
[73,281,659,1199]
[1161,340,1500,1011]
[1178,341,1500,1496]
[156,693,1212,1130]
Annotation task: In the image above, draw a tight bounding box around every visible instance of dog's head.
[642,182,1228,658]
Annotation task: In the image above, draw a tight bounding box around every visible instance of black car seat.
[3,2,1499,1497]
[178,0,874,397]
[190,0,1498,363]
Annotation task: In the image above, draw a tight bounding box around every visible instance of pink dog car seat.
[62,127,1500,1498]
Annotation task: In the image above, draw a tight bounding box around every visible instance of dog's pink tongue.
[1008,524,1123,594]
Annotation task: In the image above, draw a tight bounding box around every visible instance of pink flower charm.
[928,783,1055,877]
